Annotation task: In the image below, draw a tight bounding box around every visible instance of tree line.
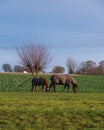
[1,43,104,75]
[1,59,104,75]
[50,59,104,75]
[1,64,29,73]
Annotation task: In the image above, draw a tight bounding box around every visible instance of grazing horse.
[31,77,49,92]
[49,74,78,93]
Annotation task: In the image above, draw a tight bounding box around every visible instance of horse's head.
[46,86,50,92]
[43,78,49,92]
[73,83,78,93]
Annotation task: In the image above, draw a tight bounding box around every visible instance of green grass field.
[0,92,104,130]
[0,73,104,130]
[0,73,104,93]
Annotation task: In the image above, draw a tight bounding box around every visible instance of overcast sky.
[0,0,104,72]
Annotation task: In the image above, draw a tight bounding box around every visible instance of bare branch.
[17,43,52,77]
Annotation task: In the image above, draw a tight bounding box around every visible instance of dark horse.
[31,77,49,92]
[49,74,78,93]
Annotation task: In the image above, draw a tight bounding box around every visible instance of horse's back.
[50,74,71,84]
[32,78,45,85]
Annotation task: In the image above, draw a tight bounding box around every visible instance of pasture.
[0,73,104,93]
[0,73,104,130]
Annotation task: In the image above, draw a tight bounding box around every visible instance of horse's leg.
[67,85,70,92]
[35,85,37,92]
[53,84,56,92]
[41,85,44,92]
[46,85,47,92]
[49,83,53,91]
[62,85,66,92]
[49,83,56,92]
[31,85,34,92]
[45,85,48,92]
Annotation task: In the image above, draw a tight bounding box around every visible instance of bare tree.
[17,43,52,77]
[66,57,77,74]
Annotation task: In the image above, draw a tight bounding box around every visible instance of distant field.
[0,73,104,93]
[0,73,104,129]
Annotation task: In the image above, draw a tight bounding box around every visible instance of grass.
[0,73,104,129]
[0,92,104,130]
[0,73,104,93]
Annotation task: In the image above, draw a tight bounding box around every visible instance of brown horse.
[49,74,78,93]
[31,77,49,92]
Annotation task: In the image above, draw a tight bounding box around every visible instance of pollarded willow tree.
[17,43,52,77]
